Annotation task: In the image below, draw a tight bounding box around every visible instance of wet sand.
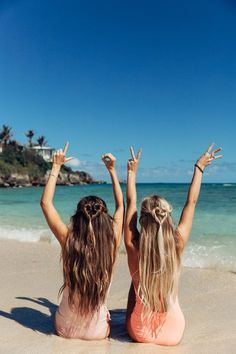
[0,240,235,354]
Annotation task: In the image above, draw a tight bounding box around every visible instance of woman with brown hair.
[40,143,124,339]
[125,144,222,345]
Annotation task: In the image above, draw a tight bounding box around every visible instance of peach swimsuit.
[55,287,110,339]
[127,271,185,346]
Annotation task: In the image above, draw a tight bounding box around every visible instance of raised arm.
[178,143,222,247]
[40,142,73,247]
[124,147,142,253]
[102,153,124,246]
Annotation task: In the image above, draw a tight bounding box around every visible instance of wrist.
[195,162,204,173]
[108,168,116,175]
[52,164,61,173]
[127,170,137,177]
[196,161,205,171]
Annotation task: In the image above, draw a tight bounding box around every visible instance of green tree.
[37,135,47,147]
[0,125,13,145]
[25,129,35,147]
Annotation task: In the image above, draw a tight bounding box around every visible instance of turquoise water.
[0,183,236,271]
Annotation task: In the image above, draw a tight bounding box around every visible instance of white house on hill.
[31,146,55,162]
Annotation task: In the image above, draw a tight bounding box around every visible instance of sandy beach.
[0,240,235,354]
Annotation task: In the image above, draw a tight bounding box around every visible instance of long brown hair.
[138,195,183,316]
[60,196,116,317]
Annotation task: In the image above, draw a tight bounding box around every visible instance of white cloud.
[67,158,81,168]
[66,158,236,182]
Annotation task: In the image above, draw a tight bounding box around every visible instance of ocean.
[0,183,235,271]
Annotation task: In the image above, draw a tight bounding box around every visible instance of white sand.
[0,240,235,354]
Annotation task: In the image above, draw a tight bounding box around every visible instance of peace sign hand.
[197,143,222,170]
[127,146,142,174]
[52,142,74,167]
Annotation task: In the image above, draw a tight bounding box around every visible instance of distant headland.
[0,125,104,187]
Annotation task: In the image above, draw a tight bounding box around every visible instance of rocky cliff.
[0,170,103,187]
[0,144,105,187]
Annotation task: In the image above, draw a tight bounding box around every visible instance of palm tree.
[0,125,13,145]
[37,135,47,147]
[25,129,35,147]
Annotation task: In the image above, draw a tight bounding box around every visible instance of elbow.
[126,199,136,208]
[124,236,135,250]
[40,199,50,210]
[40,199,45,210]
[124,233,132,248]
[116,200,124,209]
[186,199,197,207]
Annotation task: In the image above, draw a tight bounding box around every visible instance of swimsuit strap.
[131,269,139,279]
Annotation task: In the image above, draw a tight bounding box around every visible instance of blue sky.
[0,0,235,182]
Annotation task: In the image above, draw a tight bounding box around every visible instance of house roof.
[31,145,55,151]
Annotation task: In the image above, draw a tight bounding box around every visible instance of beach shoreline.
[0,239,235,354]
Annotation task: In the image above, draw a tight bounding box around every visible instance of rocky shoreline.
[0,171,105,188]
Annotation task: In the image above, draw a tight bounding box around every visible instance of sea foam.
[183,242,236,272]
[0,226,55,243]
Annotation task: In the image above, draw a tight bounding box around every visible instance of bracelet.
[194,164,203,174]
[49,173,57,178]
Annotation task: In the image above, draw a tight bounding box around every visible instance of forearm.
[126,171,137,207]
[41,165,61,205]
[109,169,123,208]
[186,165,203,205]
[125,172,138,247]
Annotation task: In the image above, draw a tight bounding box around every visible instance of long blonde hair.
[60,196,116,317]
[138,195,183,316]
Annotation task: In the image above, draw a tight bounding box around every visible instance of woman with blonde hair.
[40,143,124,339]
[125,144,222,345]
